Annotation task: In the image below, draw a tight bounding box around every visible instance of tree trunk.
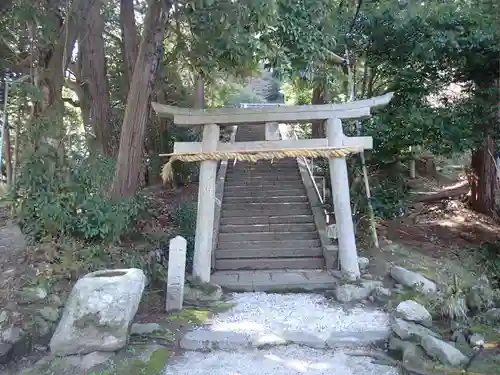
[66,48,93,146]
[79,0,113,156]
[469,135,496,217]
[3,121,12,187]
[27,0,84,155]
[468,79,498,219]
[0,0,14,12]
[120,0,139,89]
[110,0,169,198]
[195,75,205,109]
[311,84,327,138]
[12,95,23,186]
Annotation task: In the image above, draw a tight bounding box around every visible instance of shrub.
[172,200,197,272]
[476,241,500,288]
[10,152,146,242]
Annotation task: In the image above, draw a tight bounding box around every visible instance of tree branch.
[62,97,80,107]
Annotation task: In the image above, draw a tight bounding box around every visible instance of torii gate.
[152,92,393,282]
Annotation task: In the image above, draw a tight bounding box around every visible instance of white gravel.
[163,292,396,375]
[163,345,398,375]
[208,293,391,340]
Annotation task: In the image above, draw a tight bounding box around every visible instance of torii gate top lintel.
[151,92,393,126]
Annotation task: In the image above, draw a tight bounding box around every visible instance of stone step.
[226,167,299,174]
[219,223,316,233]
[211,270,338,292]
[224,181,304,191]
[217,239,321,250]
[226,177,303,185]
[179,327,390,352]
[226,174,300,179]
[229,160,298,167]
[221,206,312,217]
[215,257,325,270]
[229,167,298,173]
[223,188,306,198]
[220,215,314,226]
[223,196,308,204]
[215,247,323,259]
[227,164,299,171]
[222,202,310,211]
[225,177,302,184]
[225,172,301,179]
[218,231,318,242]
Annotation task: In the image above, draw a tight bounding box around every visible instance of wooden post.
[193,123,220,283]
[326,118,360,280]
[166,236,187,311]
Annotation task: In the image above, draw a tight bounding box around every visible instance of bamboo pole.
[345,47,379,249]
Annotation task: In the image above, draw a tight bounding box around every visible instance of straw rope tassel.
[161,147,360,183]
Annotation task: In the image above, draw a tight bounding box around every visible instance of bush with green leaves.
[11,150,147,242]
[369,169,410,220]
[172,200,197,272]
[476,242,500,288]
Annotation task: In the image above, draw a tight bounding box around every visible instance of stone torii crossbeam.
[152,93,393,282]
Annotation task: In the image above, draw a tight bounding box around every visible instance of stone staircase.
[214,124,325,271]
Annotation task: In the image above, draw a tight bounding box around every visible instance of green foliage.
[476,242,500,288]
[368,169,410,220]
[11,151,146,242]
[172,200,197,271]
[165,126,201,185]
[356,0,500,159]
[264,0,344,79]
[175,0,275,79]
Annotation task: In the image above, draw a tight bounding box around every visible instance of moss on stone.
[74,312,102,329]
[167,308,211,324]
[166,303,234,324]
[146,348,172,374]
[471,324,490,335]
[113,347,171,375]
[187,278,219,294]
[210,302,234,313]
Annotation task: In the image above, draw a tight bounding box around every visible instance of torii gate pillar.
[327,118,360,280]
[192,123,220,283]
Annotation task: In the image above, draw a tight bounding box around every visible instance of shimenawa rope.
[161,146,360,182]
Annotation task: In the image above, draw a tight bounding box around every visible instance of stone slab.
[164,344,399,375]
[180,329,252,351]
[180,327,388,352]
[327,330,391,347]
[211,270,337,292]
[280,330,327,348]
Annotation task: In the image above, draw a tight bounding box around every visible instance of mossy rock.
[166,302,234,325]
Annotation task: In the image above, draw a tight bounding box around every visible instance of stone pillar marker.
[166,235,187,311]
[193,123,220,283]
[326,118,360,280]
[265,122,280,140]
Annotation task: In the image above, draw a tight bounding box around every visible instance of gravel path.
[163,292,398,375]
[209,293,391,339]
